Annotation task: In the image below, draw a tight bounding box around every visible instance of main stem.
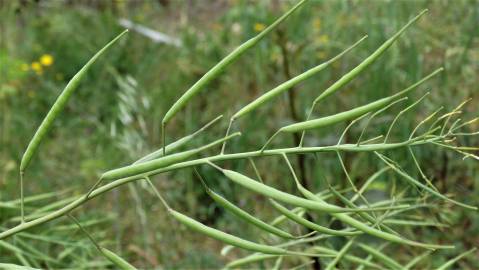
[0,137,436,240]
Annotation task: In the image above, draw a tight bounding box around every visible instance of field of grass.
[1,0,478,269]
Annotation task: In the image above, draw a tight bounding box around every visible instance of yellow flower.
[254,23,266,32]
[39,54,54,66]
[31,61,43,74]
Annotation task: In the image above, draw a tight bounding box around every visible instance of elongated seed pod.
[358,244,403,270]
[221,169,391,213]
[169,209,288,254]
[205,187,295,239]
[20,30,128,173]
[281,68,443,133]
[313,9,428,104]
[269,199,360,236]
[162,0,308,125]
[134,115,222,164]
[100,247,137,270]
[102,132,240,180]
[231,35,368,121]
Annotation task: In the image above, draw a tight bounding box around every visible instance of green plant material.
[195,171,296,239]
[325,238,356,270]
[19,29,128,173]
[375,152,477,210]
[436,248,477,270]
[169,209,289,255]
[0,136,437,241]
[269,199,359,236]
[101,132,241,180]
[272,255,283,270]
[382,219,448,227]
[217,167,401,214]
[314,9,428,105]
[17,29,128,223]
[293,174,452,249]
[328,185,398,234]
[298,9,429,145]
[0,263,40,270]
[99,248,137,270]
[67,214,137,270]
[162,0,309,155]
[231,35,368,121]
[358,244,403,270]
[384,92,430,142]
[312,246,382,269]
[403,250,432,269]
[224,254,280,269]
[262,68,442,151]
[134,115,222,164]
[282,68,442,133]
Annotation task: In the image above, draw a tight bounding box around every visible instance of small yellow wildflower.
[40,54,54,66]
[254,23,266,32]
[31,61,43,74]
[20,63,29,72]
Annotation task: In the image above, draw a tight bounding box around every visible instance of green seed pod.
[204,186,295,239]
[102,132,240,181]
[169,209,288,255]
[281,68,443,133]
[221,169,391,213]
[269,199,360,236]
[100,247,137,270]
[20,30,128,173]
[134,115,222,164]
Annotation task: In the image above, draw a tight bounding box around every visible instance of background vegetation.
[1,0,478,269]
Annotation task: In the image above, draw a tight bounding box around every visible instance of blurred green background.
[1,0,478,269]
